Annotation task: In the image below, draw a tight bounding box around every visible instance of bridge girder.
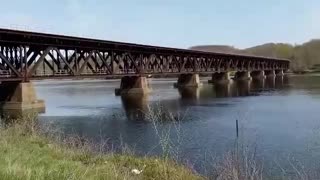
[0,29,290,81]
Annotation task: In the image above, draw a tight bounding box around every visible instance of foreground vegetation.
[1,108,320,180]
[0,118,202,180]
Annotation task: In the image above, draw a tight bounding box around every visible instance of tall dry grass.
[0,112,202,180]
[2,108,320,180]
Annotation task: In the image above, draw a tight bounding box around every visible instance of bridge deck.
[0,28,290,81]
[0,28,289,62]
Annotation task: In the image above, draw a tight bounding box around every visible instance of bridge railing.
[0,70,14,78]
[34,70,70,77]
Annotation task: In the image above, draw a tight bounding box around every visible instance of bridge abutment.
[234,71,251,81]
[0,82,45,111]
[208,72,230,84]
[250,71,266,80]
[174,74,202,88]
[115,76,151,96]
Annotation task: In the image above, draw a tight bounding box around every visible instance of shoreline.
[0,119,202,180]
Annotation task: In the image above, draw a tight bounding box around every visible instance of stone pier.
[174,74,202,88]
[234,71,251,81]
[208,72,230,84]
[0,82,45,111]
[265,70,276,77]
[250,71,266,80]
[115,76,151,96]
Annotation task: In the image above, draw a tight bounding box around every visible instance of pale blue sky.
[0,0,319,48]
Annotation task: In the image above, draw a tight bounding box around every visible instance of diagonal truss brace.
[0,51,22,77]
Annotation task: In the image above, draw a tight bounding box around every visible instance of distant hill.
[244,43,294,58]
[190,40,320,71]
[190,45,241,54]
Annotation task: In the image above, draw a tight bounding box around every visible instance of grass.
[0,117,203,180]
[211,141,263,180]
[1,108,319,180]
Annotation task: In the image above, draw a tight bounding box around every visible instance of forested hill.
[190,39,320,71]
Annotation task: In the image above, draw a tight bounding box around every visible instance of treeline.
[190,39,320,71]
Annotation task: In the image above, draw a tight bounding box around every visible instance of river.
[17,75,320,175]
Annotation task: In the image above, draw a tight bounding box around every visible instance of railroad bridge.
[0,28,289,111]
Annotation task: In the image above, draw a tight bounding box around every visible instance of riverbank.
[0,119,202,180]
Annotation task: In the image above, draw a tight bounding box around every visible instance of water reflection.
[234,80,251,96]
[250,79,265,92]
[214,82,233,97]
[275,76,285,89]
[2,75,320,173]
[119,77,287,122]
[121,95,149,121]
[0,107,45,120]
[212,77,286,98]
[22,75,320,176]
[0,108,45,126]
[0,77,287,121]
[178,87,202,99]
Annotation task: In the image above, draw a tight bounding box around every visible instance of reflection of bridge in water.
[213,76,288,98]
[1,76,288,119]
[121,76,288,120]
[121,95,149,121]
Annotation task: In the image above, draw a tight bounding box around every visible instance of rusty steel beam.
[0,28,290,82]
[0,28,289,61]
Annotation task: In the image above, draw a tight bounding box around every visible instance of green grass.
[0,121,203,180]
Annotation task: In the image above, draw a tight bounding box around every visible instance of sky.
[0,0,319,49]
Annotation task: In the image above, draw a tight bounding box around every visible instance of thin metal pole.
[236,119,239,138]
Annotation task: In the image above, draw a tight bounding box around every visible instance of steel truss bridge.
[0,28,289,82]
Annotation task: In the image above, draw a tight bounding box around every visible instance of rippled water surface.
[27,75,320,173]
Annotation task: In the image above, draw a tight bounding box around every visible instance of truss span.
[0,28,290,81]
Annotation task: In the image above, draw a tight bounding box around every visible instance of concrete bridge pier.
[208,72,230,84]
[275,69,284,76]
[0,82,45,111]
[265,70,276,78]
[115,76,151,96]
[250,71,266,80]
[174,74,202,88]
[234,71,251,81]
